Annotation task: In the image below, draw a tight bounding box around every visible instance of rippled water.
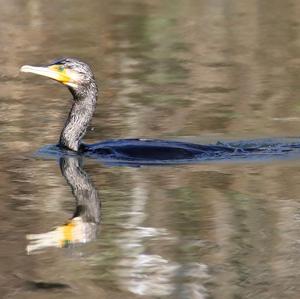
[1,1,300,298]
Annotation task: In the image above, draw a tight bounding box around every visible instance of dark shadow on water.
[24,279,71,291]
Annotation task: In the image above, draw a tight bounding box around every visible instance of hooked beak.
[20,64,78,88]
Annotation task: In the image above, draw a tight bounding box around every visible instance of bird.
[20,58,237,164]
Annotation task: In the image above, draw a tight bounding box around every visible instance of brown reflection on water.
[1,0,300,298]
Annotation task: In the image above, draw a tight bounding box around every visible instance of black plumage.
[21,58,241,164]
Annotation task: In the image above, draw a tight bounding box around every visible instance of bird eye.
[58,65,65,72]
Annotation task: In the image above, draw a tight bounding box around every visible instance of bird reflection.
[26,156,100,254]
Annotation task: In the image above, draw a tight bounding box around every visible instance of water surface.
[1,1,300,298]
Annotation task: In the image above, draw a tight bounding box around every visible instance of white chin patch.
[64,70,81,88]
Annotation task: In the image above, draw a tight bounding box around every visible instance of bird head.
[20,58,97,98]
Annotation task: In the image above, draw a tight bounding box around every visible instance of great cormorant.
[20,58,237,163]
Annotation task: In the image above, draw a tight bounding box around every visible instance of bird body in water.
[20,58,249,164]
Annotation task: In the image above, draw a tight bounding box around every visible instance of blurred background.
[1,0,300,298]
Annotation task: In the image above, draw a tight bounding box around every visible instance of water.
[1,0,300,298]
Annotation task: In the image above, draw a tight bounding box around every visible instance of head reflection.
[26,156,100,254]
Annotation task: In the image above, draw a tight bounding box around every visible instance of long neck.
[59,85,97,151]
[60,156,100,224]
